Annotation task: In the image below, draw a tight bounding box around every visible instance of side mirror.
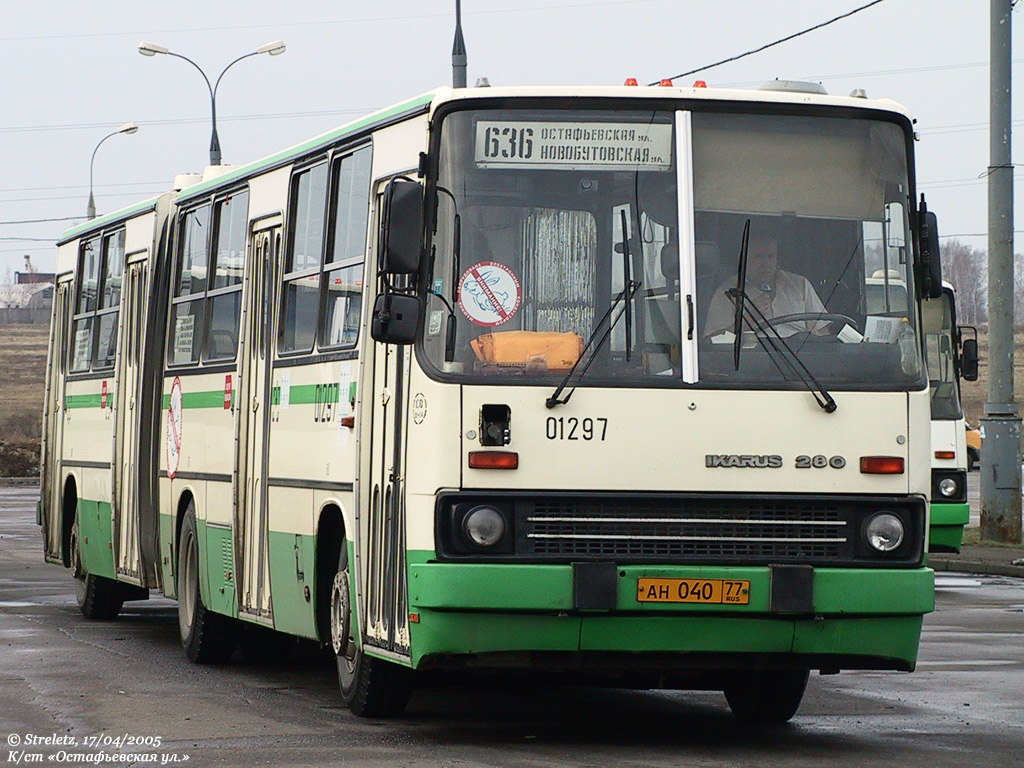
[960,336,980,382]
[371,292,420,345]
[918,206,943,299]
[381,179,424,275]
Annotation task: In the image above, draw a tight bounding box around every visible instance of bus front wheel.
[331,545,411,717]
[177,504,236,664]
[723,669,809,724]
[71,520,123,621]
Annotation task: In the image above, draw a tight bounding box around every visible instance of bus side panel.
[203,480,237,618]
[265,486,317,639]
[265,358,360,637]
[63,377,116,576]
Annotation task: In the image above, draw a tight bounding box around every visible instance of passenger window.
[71,232,125,372]
[320,146,371,349]
[177,206,211,296]
[169,194,249,366]
[281,162,328,354]
[203,192,249,362]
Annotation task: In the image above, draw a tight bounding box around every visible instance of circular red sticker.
[457,261,522,327]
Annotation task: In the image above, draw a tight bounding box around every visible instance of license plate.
[637,578,750,605]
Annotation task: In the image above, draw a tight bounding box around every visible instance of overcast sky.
[0,0,1017,279]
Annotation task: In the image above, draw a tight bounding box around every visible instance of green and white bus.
[921,282,979,553]
[40,80,941,723]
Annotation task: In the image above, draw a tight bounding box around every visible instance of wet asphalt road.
[1,484,1022,768]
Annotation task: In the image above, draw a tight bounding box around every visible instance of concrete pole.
[980,0,1022,543]
[452,0,467,88]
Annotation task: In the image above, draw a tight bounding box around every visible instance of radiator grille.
[520,499,849,562]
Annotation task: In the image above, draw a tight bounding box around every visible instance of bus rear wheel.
[71,520,123,621]
[723,669,809,724]
[177,504,236,664]
[331,545,411,717]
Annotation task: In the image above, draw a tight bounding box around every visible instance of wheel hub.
[330,569,351,658]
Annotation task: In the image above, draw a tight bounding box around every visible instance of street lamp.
[138,40,286,166]
[87,122,139,220]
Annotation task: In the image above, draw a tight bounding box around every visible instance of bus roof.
[57,82,914,240]
[57,195,163,246]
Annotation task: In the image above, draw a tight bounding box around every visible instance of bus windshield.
[424,106,921,391]
[923,291,963,420]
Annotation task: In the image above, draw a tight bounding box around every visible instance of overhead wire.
[650,0,888,84]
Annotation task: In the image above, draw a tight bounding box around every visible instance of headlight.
[865,512,905,553]
[938,477,959,497]
[463,506,507,548]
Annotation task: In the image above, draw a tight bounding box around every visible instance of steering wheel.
[763,312,859,334]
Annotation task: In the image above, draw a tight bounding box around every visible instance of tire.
[177,504,236,664]
[967,448,979,472]
[70,519,124,621]
[331,544,412,717]
[724,669,809,724]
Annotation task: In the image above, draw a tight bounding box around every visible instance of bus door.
[235,220,280,622]
[112,252,149,584]
[42,277,73,562]
[362,182,411,658]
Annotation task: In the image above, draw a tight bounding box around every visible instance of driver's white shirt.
[703,269,828,338]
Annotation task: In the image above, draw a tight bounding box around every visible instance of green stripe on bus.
[65,394,104,409]
[161,390,233,409]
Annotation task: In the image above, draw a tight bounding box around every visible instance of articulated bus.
[922,283,979,553]
[41,80,942,723]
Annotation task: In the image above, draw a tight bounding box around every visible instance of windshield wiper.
[620,209,634,363]
[725,219,751,371]
[739,300,838,413]
[545,278,642,409]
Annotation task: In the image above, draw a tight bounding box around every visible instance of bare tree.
[941,239,987,325]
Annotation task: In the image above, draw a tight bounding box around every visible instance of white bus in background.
[41,80,943,724]
[921,282,979,553]
[866,272,978,552]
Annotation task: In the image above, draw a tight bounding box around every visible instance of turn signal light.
[860,456,905,474]
[624,78,639,86]
[468,451,519,469]
[934,450,955,459]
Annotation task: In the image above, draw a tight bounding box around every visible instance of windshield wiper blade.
[620,209,634,363]
[740,301,838,413]
[726,219,751,371]
[545,279,642,409]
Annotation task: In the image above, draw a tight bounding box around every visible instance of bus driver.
[703,232,830,338]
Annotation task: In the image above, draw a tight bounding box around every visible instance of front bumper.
[406,560,934,671]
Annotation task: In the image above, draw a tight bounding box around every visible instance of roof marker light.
[624,78,639,86]
[693,80,707,88]
[659,79,673,87]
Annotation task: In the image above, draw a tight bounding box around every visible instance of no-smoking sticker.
[457,261,522,327]
[166,376,183,479]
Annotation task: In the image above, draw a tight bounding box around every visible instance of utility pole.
[981,0,1022,543]
[452,0,467,88]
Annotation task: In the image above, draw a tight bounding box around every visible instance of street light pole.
[87,122,139,220]
[139,40,286,166]
[981,0,1022,543]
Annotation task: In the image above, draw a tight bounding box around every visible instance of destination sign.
[474,121,673,171]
